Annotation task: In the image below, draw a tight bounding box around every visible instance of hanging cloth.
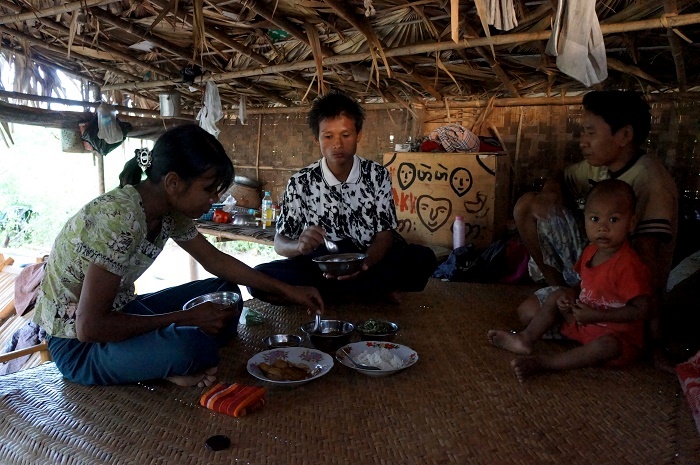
[545,0,607,87]
[196,81,223,138]
[486,0,518,31]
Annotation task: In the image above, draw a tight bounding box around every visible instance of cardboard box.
[383,152,510,249]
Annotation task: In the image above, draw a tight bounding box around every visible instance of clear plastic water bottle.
[453,215,466,249]
[261,191,273,228]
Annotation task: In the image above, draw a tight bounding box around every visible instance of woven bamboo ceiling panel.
[1,0,699,114]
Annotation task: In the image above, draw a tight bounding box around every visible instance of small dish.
[263,334,303,349]
[356,319,399,342]
[336,342,418,377]
[247,347,334,386]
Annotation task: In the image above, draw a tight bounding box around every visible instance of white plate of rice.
[336,342,418,377]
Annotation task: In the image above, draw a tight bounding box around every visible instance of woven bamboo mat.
[0,279,698,465]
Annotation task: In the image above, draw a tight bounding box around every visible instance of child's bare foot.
[511,356,543,383]
[166,366,218,387]
[487,329,532,355]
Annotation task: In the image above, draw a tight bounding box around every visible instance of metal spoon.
[312,312,321,333]
[340,347,381,371]
[323,237,339,253]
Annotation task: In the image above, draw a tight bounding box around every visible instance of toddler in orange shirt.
[488,179,653,382]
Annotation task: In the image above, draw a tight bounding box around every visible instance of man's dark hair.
[582,91,651,148]
[307,90,365,139]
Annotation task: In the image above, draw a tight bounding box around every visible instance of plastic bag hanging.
[239,95,247,125]
[196,81,223,138]
[96,102,124,144]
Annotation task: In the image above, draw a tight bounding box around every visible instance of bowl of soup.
[300,319,355,353]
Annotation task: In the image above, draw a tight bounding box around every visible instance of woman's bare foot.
[487,329,532,355]
[511,356,544,383]
[166,366,218,387]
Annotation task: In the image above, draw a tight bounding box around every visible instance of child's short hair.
[582,91,651,147]
[586,179,637,212]
[307,90,365,139]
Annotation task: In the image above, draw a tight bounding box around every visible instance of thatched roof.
[1,0,699,117]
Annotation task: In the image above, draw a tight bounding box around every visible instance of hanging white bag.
[96,102,123,144]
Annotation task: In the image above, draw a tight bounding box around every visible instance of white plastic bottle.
[261,191,273,228]
[453,215,466,249]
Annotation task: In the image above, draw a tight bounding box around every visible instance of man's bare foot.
[511,356,544,383]
[487,329,532,355]
[166,366,218,387]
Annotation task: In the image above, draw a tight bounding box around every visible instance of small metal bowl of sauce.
[263,334,303,349]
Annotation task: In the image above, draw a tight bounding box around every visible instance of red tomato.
[212,209,231,223]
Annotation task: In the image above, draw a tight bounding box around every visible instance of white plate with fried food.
[247,347,334,386]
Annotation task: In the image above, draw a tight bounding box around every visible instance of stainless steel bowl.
[300,319,355,353]
[263,334,303,349]
[182,291,240,310]
[312,253,367,276]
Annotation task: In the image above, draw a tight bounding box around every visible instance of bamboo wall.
[217,97,700,216]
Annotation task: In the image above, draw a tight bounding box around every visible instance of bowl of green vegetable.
[356,319,399,342]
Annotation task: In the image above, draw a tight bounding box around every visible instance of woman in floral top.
[34,124,323,387]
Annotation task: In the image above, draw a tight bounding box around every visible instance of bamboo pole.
[96,152,105,195]
[3,91,697,127]
[0,91,169,116]
[255,115,263,181]
[0,0,123,25]
[664,0,687,91]
[235,165,303,171]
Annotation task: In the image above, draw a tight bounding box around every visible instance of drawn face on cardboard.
[417,195,452,232]
[450,168,473,197]
[398,162,416,190]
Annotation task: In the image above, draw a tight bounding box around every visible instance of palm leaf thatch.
[0,0,697,116]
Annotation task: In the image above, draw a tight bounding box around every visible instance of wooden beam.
[100,12,700,92]
[0,0,122,25]
[0,90,169,117]
[664,0,687,91]
[0,101,187,137]
[4,91,699,133]
[450,0,459,43]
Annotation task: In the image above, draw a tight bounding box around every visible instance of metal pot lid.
[234,176,261,188]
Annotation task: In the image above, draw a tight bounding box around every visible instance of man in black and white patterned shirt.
[250,91,436,304]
